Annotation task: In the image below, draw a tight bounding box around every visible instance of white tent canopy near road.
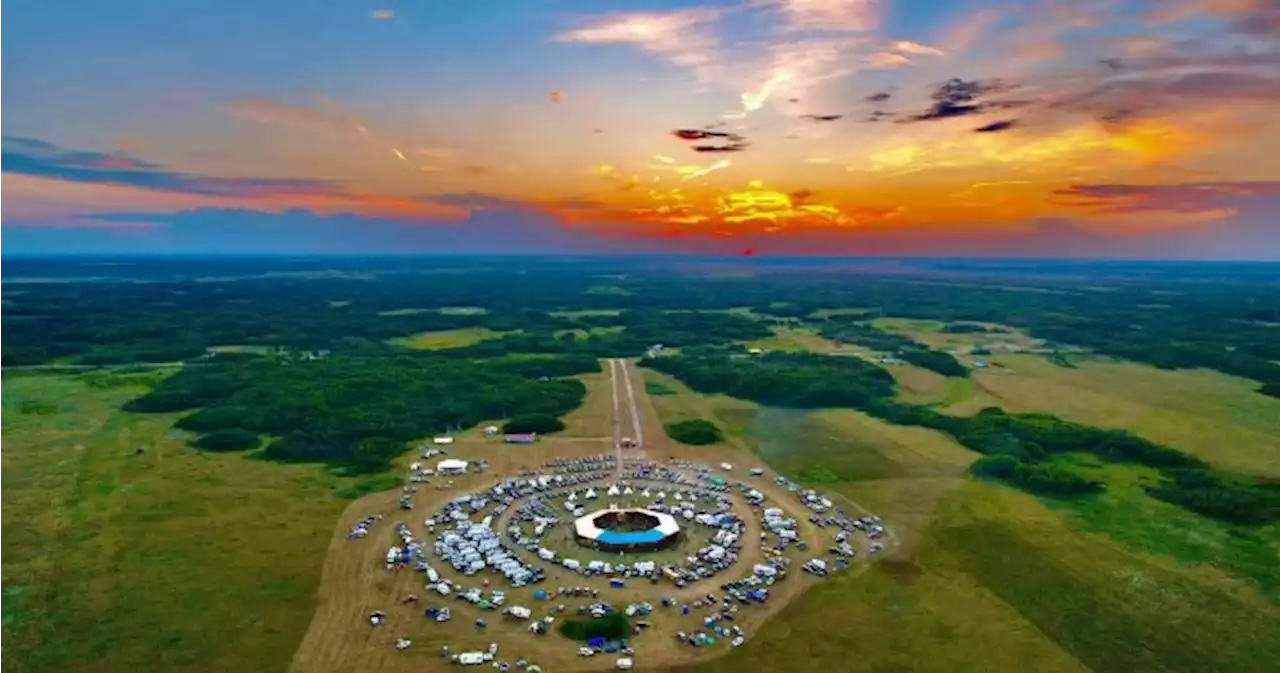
[438,459,468,475]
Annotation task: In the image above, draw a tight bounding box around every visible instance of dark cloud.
[1,135,336,197]
[1054,181,1280,215]
[896,78,1031,123]
[865,92,892,103]
[863,110,894,123]
[973,119,1017,133]
[800,114,843,122]
[671,129,743,141]
[1052,69,1280,123]
[691,144,749,153]
[1233,3,1280,38]
[1099,57,1124,71]
[672,128,748,153]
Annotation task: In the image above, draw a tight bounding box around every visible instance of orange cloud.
[541,179,906,237]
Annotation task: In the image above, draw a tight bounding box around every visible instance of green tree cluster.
[558,613,630,641]
[665,419,723,445]
[502,414,564,434]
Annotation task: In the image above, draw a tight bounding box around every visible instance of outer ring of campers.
[573,508,681,553]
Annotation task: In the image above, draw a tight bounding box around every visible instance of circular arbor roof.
[574,507,680,546]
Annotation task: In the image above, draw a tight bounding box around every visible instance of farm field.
[0,373,353,673]
[389,327,509,350]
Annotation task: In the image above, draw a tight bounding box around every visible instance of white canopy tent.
[437,459,469,475]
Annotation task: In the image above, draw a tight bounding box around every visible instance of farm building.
[433,436,455,445]
[504,433,537,444]
[437,459,468,475]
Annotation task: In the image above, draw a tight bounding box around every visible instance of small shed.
[504,433,538,444]
[438,459,469,475]
[433,436,455,445]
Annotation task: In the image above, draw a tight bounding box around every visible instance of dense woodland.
[125,354,595,473]
[4,256,1279,520]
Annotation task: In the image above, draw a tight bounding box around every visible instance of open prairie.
[0,373,349,673]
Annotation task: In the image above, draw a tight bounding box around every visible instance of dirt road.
[608,358,647,477]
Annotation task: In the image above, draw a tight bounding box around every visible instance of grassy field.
[675,428,1280,673]
[0,374,356,673]
[873,319,1280,477]
[638,361,1280,673]
[206,344,276,355]
[552,325,625,340]
[944,355,1280,477]
[743,326,848,353]
[377,306,487,316]
[548,309,623,318]
[388,327,508,349]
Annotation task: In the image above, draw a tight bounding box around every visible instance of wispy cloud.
[225,96,371,139]
[1,135,465,221]
[2,135,335,197]
[553,8,725,81]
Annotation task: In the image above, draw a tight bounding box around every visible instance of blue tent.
[609,579,625,588]
[588,636,606,648]
[533,589,548,600]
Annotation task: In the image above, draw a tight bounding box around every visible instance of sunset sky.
[4,0,1279,257]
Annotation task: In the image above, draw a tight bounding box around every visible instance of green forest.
[125,354,595,473]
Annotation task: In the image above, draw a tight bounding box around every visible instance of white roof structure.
[438,459,468,472]
[574,507,680,546]
[433,436,455,445]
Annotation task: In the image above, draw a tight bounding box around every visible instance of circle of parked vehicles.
[347,449,887,670]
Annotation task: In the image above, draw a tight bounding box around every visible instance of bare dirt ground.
[290,359,888,673]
